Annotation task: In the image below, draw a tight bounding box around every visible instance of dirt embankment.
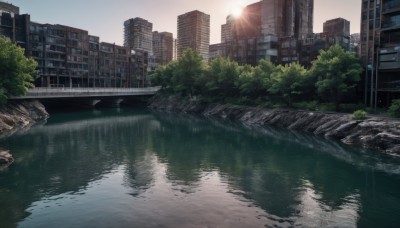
[0,100,49,137]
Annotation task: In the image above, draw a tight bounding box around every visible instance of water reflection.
[0,108,399,227]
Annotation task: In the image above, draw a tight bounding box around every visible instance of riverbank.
[148,95,400,155]
[0,100,49,137]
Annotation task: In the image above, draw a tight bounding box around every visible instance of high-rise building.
[177,10,210,60]
[0,2,30,51]
[229,0,313,66]
[124,17,153,54]
[209,43,227,61]
[294,0,314,39]
[173,38,177,60]
[98,42,131,88]
[221,14,235,43]
[323,18,350,37]
[361,0,400,107]
[152,31,173,65]
[350,33,361,56]
[260,0,313,39]
[231,2,263,65]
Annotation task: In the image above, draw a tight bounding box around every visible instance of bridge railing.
[27,87,160,93]
[10,86,161,99]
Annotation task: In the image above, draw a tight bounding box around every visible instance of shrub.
[293,101,319,111]
[318,103,336,112]
[388,99,400,118]
[339,103,366,113]
[352,110,368,120]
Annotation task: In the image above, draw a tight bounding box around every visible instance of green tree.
[310,45,362,110]
[151,60,178,92]
[388,99,400,118]
[269,63,307,107]
[0,36,37,106]
[172,49,206,97]
[202,57,240,101]
[238,59,275,101]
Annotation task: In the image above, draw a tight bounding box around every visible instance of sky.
[6,0,361,45]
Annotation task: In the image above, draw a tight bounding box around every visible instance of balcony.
[381,20,400,31]
[383,1,400,14]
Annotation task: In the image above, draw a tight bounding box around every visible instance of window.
[380,53,397,62]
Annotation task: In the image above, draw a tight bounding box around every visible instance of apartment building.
[28,23,89,88]
[323,18,350,37]
[123,17,153,55]
[361,0,400,107]
[177,10,210,60]
[152,31,173,65]
[0,2,30,52]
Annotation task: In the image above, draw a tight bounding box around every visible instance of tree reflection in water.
[0,108,399,227]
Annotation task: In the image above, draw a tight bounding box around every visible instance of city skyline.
[6,0,361,45]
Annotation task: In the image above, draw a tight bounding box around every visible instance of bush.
[293,101,319,111]
[339,103,366,113]
[352,110,368,120]
[318,103,336,112]
[388,99,400,118]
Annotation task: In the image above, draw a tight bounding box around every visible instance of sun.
[231,6,243,18]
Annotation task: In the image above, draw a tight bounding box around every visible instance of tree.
[0,36,37,106]
[172,49,206,97]
[151,60,178,92]
[388,99,400,118]
[202,57,240,101]
[238,59,276,102]
[310,45,362,109]
[269,63,307,107]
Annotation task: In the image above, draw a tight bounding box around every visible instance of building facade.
[228,0,313,66]
[221,14,236,43]
[260,0,313,39]
[209,43,227,61]
[28,22,148,88]
[152,31,173,65]
[177,10,210,60]
[124,17,153,54]
[0,2,30,52]
[28,23,90,88]
[231,2,263,65]
[323,18,350,37]
[361,0,400,107]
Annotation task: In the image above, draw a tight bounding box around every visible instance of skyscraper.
[229,0,314,66]
[260,0,313,39]
[177,10,210,60]
[221,14,235,44]
[323,18,350,37]
[152,31,173,65]
[124,17,153,54]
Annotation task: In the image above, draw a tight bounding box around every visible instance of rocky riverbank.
[0,100,49,138]
[149,95,400,155]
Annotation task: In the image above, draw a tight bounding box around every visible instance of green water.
[1,108,400,228]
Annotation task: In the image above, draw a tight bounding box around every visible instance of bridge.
[9,87,161,107]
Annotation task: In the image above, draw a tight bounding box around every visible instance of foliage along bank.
[0,36,37,107]
[151,45,363,112]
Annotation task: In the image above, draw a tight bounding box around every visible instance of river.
[0,108,400,228]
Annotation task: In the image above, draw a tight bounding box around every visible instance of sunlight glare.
[231,6,243,17]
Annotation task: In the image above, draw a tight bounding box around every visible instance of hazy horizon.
[6,0,361,45]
